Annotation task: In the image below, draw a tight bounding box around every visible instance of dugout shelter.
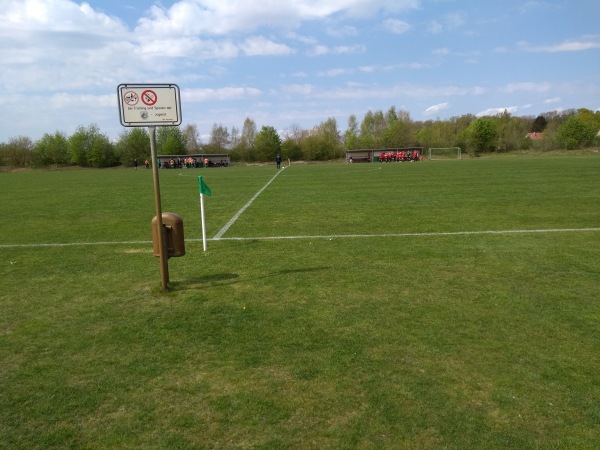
[157,153,230,169]
[345,150,373,162]
[346,148,424,163]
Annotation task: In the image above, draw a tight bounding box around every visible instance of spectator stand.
[157,153,230,169]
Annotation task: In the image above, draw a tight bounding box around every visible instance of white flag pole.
[200,192,207,251]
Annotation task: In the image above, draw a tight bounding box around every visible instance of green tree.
[383,118,412,148]
[231,117,257,161]
[302,118,341,160]
[343,114,360,150]
[577,108,600,129]
[156,127,186,155]
[34,132,69,166]
[69,124,116,167]
[494,110,530,152]
[254,125,281,161]
[204,123,230,154]
[115,128,150,166]
[281,138,303,161]
[556,116,596,149]
[531,115,547,133]
[280,123,306,161]
[0,136,34,167]
[416,120,455,149]
[359,110,386,148]
[466,117,498,154]
[358,111,376,148]
[182,124,201,153]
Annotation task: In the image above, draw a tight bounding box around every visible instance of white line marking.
[213,227,600,241]
[213,169,284,239]
[0,241,150,249]
[1,228,598,249]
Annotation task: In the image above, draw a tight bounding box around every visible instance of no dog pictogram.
[141,90,158,106]
[123,91,139,106]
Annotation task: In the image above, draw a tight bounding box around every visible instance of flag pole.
[200,191,207,251]
[198,175,211,252]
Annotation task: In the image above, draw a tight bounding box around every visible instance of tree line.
[1,107,599,168]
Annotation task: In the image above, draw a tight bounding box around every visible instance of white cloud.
[49,92,115,109]
[0,0,127,35]
[281,84,316,96]
[503,82,552,93]
[135,0,420,36]
[307,43,365,56]
[240,36,294,56]
[289,83,487,102]
[444,12,466,30]
[476,106,519,116]
[518,36,600,52]
[383,19,411,35]
[308,44,329,56]
[326,24,358,38]
[318,68,353,77]
[426,12,465,34]
[424,102,450,115]
[427,20,443,34]
[543,97,561,104]
[517,1,556,15]
[184,86,262,102]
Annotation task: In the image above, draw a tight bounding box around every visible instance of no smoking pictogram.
[123,91,139,106]
[141,90,158,106]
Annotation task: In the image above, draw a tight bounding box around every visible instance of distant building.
[526,132,544,140]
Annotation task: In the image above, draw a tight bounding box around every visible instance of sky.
[1,0,599,143]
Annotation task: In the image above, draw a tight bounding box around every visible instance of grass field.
[1,155,599,449]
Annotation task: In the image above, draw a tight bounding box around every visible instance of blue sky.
[1,0,599,142]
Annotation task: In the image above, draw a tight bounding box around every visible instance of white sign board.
[118,83,182,127]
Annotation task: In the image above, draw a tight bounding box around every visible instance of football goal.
[428,147,462,160]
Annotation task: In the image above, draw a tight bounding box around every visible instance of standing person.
[275,153,282,169]
[133,159,138,170]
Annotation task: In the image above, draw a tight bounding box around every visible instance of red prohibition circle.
[123,91,139,106]
[141,90,158,106]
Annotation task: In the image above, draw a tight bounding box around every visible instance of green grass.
[1,156,600,448]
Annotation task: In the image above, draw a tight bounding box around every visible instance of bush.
[556,116,596,149]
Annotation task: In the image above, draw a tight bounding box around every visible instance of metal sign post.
[148,126,169,289]
[117,84,182,290]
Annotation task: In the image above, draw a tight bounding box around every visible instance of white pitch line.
[0,240,150,249]
[214,227,600,241]
[212,168,284,240]
[5,227,599,249]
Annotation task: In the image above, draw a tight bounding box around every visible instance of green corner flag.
[198,176,212,196]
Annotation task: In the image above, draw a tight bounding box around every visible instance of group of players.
[378,149,423,162]
[157,157,229,169]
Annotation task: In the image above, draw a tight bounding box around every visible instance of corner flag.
[198,176,212,196]
[198,176,211,251]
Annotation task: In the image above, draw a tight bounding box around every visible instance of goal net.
[428,147,462,160]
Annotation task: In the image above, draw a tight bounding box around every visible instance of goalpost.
[428,147,462,160]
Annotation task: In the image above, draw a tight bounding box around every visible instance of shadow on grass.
[172,267,330,290]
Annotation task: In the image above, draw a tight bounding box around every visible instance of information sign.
[117,83,181,127]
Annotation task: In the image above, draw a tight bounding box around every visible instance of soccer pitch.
[1,156,600,448]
